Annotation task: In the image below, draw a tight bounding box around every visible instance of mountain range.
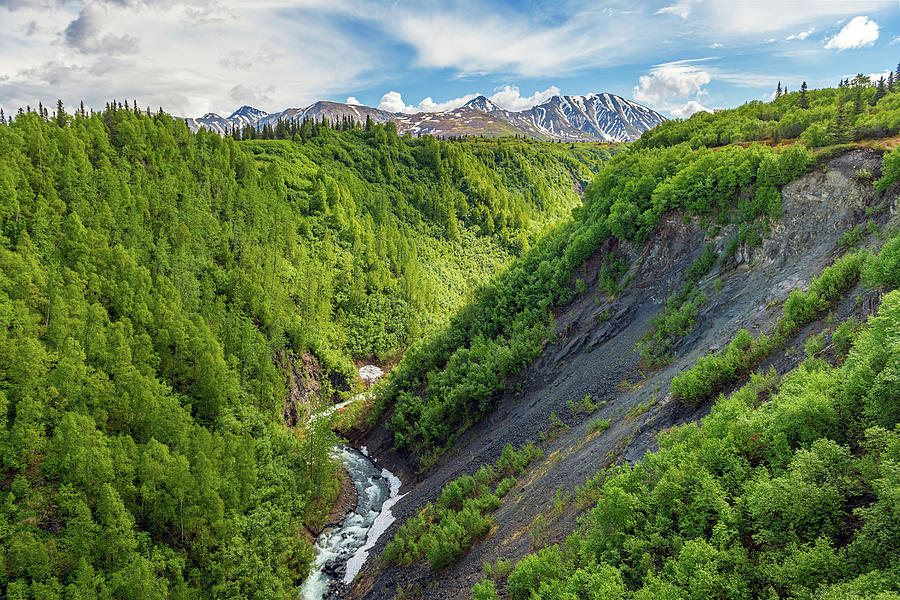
[184,93,665,142]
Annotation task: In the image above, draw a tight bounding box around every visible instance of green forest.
[0,105,610,598]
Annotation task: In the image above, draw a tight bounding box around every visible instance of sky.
[1,0,899,119]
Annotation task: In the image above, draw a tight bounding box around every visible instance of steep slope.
[348,147,898,600]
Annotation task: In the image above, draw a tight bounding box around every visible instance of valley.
[1,72,899,600]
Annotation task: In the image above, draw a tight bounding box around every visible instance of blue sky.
[1,0,899,118]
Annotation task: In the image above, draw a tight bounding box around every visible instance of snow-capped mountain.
[184,112,234,135]
[183,101,393,134]
[183,92,664,142]
[518,94,665,142]
[228,105,268,129]
[256,101,395,129]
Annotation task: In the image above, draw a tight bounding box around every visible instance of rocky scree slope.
[347,148,897,600]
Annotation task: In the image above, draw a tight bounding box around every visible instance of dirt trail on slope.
[348,148,897,600]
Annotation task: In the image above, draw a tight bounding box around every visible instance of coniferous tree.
[799,81,809,109]
[853,86,864,115]
[874,76,886,104]
[826,95,850,144]
[889,72,895,92]
[55,99,66,127]
[776,81,782,98]
[0,108,5,125]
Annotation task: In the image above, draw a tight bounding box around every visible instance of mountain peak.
[462,95,502,113]
[228,105,267,120]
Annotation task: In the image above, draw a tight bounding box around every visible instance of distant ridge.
[183,92,665,142]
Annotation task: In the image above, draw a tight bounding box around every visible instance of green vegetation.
[483,290,900,599]
[634,77,900,151]
[586,417,611,436]
[0,104,606,598]
[380,117,816,462]
[568,394,601,415]
[540,411,571,443]
[382,443,542,570]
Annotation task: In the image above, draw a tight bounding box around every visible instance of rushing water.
[299,447,404,600]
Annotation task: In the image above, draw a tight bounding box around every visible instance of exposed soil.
[348,148,897,600]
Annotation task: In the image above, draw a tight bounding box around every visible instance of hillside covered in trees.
[0,105,611,598]
[375,75,900,464]
[349,75,900,600]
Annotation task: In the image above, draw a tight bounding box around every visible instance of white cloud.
[671,100,711,118]
[345,96,361,105]
[633,60,711,107]
[376,85,561,114]
[488,85,560,111]
[825,16,879,50]
[377,90,479,114]
[763,37,776,44]
[786,27,814,41]
[890,35,900,46]
[655,3,691,20]
[0,0,378,115]
[384,7,636,79]
[709,42,723,48]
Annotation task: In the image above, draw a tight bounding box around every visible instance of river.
[300,368,403,600]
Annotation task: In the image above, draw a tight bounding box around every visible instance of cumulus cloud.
[786,27,814,41]
[825,16,879,50]
[890,35,900,46]
[709,42,723,48]
[345,96,361,105]
[378,90,479,114]
[376,86,562,114]
[671,100,712,118]
[655,3,691,19]
[63,4,139,54]
[633,60,711,107]
[488,85,559,112]
[633,60,714,118]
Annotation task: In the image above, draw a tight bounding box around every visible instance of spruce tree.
[0,108,5,125]
[853,86,864,115]
[55,99,66,127]
[874,77,886,104]
[889,72,895,92]
[776,81,782,98]
[799,81,809,109]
